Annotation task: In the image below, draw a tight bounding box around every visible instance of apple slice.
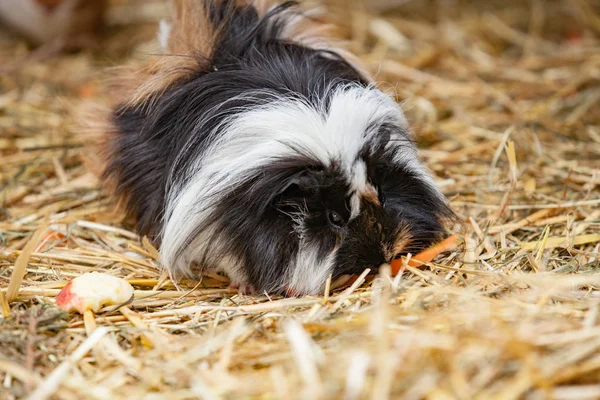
[56,272,133,314]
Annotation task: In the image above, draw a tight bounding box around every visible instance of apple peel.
[56,272,134,314]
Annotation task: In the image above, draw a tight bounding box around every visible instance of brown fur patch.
[390,226,413,259]
[122,0,220,107]
[361,185,380,206]
[122,1,280,107]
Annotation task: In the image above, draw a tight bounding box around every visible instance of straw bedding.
[1,0,599,399]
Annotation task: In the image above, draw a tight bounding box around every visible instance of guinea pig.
[87,0,455,296]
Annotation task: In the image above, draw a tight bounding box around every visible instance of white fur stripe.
[287,245,336,296]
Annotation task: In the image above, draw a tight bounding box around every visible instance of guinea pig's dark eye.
[327,210,345,228]
[378,189,386,206]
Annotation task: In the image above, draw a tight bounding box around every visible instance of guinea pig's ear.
[272,170,319,207]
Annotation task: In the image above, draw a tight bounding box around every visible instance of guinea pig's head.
[158,84,454,296]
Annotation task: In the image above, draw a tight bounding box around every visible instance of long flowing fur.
[83,0,455,295]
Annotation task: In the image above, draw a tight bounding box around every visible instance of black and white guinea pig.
[89,0,455,296]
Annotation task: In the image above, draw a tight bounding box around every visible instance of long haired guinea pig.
[89,0,455,296]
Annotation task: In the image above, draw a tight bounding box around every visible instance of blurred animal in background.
[0,0,107,70]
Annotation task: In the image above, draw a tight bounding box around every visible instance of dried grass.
[1,0,600,399]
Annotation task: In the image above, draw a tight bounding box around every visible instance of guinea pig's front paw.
[228,281,257,295]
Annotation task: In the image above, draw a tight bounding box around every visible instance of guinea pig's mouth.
[283,267,379,298]
[281,236,449,298]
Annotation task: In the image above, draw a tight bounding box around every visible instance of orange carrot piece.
[390,234,459,275]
